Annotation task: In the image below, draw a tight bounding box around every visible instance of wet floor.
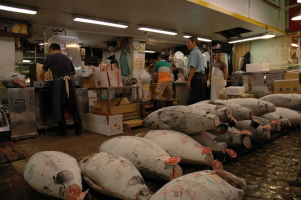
[0,127,301,200]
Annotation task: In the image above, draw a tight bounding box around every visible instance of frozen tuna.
[270,107,301,127]
[260,113,291,128]
[236,120,271,141]
[99,136,182,181]
[79,152,152,200]
[208,127,252,149]
[23,151,87,200]
[190,131,228,154]
[137,130,214,166]
[150,170,246,200]
[202,99,260,128]
[260,94,301,109]
[189,102,237,126]
[228,98,276,116]
[143,106,225,134]
[253,116,281,132]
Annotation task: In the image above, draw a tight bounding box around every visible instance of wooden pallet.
[123,119,144,130]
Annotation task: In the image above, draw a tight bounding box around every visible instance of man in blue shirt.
[186,36,205,105]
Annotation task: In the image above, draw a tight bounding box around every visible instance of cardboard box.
[246,63,269,72]
[93,103,138,114]
[225,86,245,95]
[274,79,301,94]
[284,70,300,80]
[83,77,95,88]
[81,112,123,136]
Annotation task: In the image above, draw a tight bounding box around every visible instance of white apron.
[210,67,224,99]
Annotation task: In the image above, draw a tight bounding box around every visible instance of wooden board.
[123,119,144,130]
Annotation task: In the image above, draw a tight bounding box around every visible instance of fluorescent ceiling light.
[183,35,212,42]
[73,16,128,28]
[22,60,31,63]
[145,50,155,53]
[138,26,177,35]
[229,33,275,44]
[298,0,301,3]
[292,43,298,47]
[0,4,37,14]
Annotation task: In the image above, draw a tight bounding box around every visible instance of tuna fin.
[240,130,252,135]
[226,149,237,158]
[262,125,271,130]
[250,119,260,129]
[271,120,280,125]
[158,156,181,165]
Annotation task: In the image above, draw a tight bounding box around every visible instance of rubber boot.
[57,120,67,136]
[166,101,173,107]
[153,100,162,111]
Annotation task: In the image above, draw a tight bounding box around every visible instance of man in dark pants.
[186,36,205,105]
[40,43,82,136]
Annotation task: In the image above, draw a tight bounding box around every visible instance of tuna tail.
[243,136,251,148]
[250,119,260,129]
[226,149,237,158]
[64,184,88,200]
[158,156,181,165]
[216,123,229,134]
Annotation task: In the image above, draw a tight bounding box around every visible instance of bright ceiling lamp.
[292,10,301,20]
[0,3,37,15]
[138,25,177,35]
[145,50,156,53]
[229,33,275,44]
[298,0,301,3]
[292,43,298,47]
[73,16,128,28]
[183,35,212,42]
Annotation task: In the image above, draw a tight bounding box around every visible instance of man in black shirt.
[40,43,82,136]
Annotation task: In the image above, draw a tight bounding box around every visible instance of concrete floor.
[1,126,301,200]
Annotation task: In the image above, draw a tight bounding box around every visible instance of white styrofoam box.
[225,86,245,95]
[81,113,123,136]
[246,63,269,72]
[88,90,97,98]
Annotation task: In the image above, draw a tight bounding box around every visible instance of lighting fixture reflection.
[183,35,212,42]
[0,4,37,15]
[73,16,128,28]
[145,50,155,53]
[138,26,177,35]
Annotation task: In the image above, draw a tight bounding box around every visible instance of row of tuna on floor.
[23,93,299,200]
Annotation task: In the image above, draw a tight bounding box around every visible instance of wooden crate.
[123,119,144,130]
[140,102,154,118]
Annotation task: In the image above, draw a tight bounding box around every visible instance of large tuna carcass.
[236,120,271,142]
[23,151,88,200]
[79,152,152,200]
[190,131,238,158]
[189,102,237,127]
[253,116,281,132]
[260,93,301,110]
[202,99,260,128]
[150,170,246,200]
[270,107,301,127]
[99,136,182,181]
[143,106,227,134]
[137,130,214,166]
[228,98,276,116]
[260,113,291,128]
[208,127,252,149]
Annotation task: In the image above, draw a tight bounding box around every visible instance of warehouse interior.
[1,0,301,199]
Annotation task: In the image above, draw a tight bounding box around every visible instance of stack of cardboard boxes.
[274,70,301,94]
